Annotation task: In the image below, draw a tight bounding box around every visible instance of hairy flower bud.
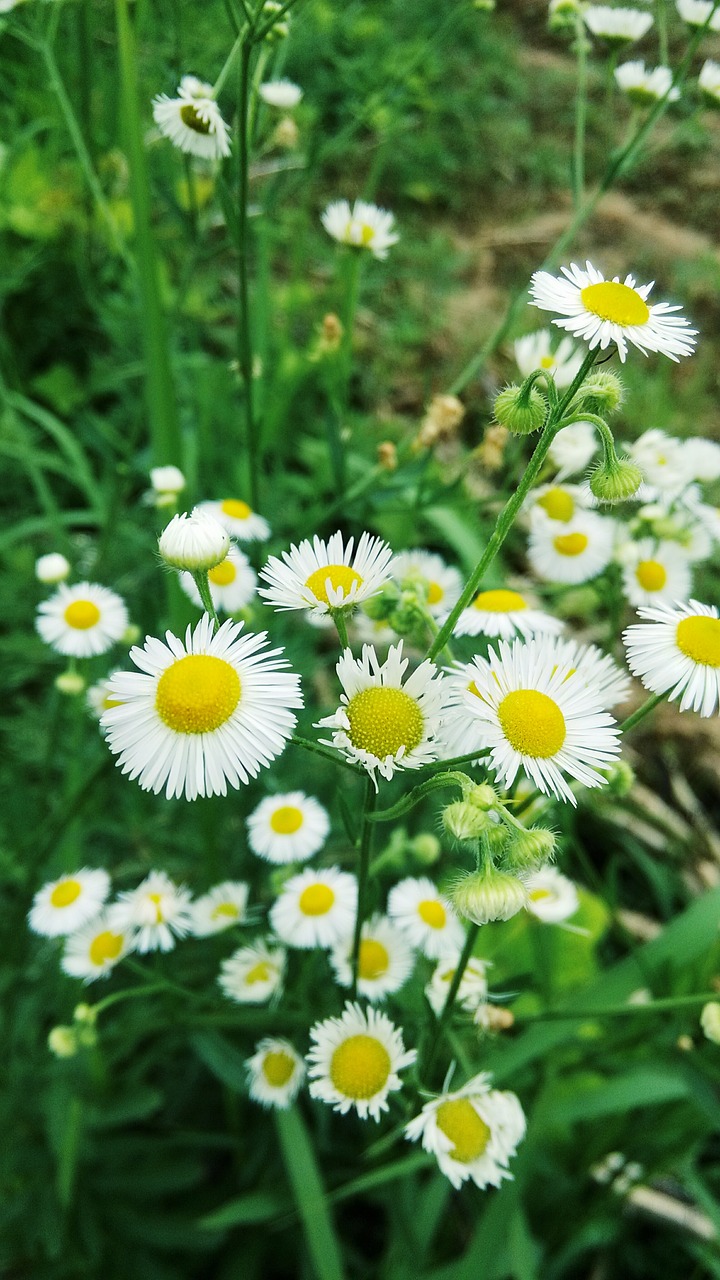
[159,509,230,572]
[589,457,642,504]
[48,1026,78,1058]
[466,783,498,811]
[601,759,636,797]
[493,384,546,436]
[55,670,86,696]
[701,1002,720,1045]
[571,371,624,416]
[410,833,442,865]
[451,867,528,925]
[442,801,493,845]
[504,826,557,870]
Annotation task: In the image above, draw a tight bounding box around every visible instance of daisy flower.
[321,199,399,260]
[615,61,679,105]
[527,482,592,527]
[405,1073,526,1190]
[307,1001,416,1120]
[685,437,720,483]
[179,545,257,614]
[259,529,393,617]
[195,499,270,543]
[461,638,621,804]
[36,582,129,659]
[387,877,465,959]
[390,550,463,618]
[528,511,616,585]
[246,792,330,864]
[626,428,695,494]
[529,261,696,363]
[548,422,599,480]
[524,866,580,922]
[435,659,493,761]
[109,870,193,953]
[258,79,303,109]
[317,642,446,783]
[583,6,654,41]
[677,0,720,30]
[451,587,564,640]
[86,673,124,720]
[699,59,720,104]
[514,330,584,389]
[152,75,231,160]
[150,465,186,505]
[159,509,229,572]
[544,635,632,708]
[191,881,250,936]
[35,553,70,584]
[101,614,302,802]
[246,1038,305,1109]
[330,914,415,1000]
[270,866,357,949]
[623,599,720,716]
[425,953,490,1017]
[219,939,286,1004]
[29,868,110,938]
[620,539,693,608]
[61,913,131,982]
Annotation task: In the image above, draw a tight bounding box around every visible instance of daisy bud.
[159,509,230,572]
[55,670,86,696]
[572,371,624,416]
[410,833,442,865]
[493,384,546,436]
[701,1002,720,1045]
[505,826,557,870]
[48,1026,78,1058]
[36,553,71,584]
[451,867,528,925]
[601,759,635,797]
[73,1002,98,1025]
[262,1,290,39]
[466,783,498,811]
[549,0,583,30]
[442,801,493,845]
[122,624,142,646]
[589,457,642,504]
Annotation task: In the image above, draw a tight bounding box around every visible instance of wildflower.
[152,75,231,160]
[219,940,286,1004]
[524,866,580,922]
[493,384,546,436]
[452,867,529,925]
[390,550,463,618]
[270,867,358,949]
[685,437,720,483]
[29,868,110,938]
[451,587,564,640]
[259,529,393,617]
[191,882,250,936]
[246,1038,305,1108]
[36,582,129,659]
[317,642,446,783]
[55,671,86,696]
[179,545,257,614]
[35,553,70,584]
[405,1073,526,1189]
[425,953,490,1017]
[259,79,303,109]
[544,635,632,708]
[626,428,695,493]
[86,672,123,720]
[623,599,720,716]
[676,0,720,30]
[110,871,193,953]
[615,61,679,104]
[528,482,592,526]
[699,59,720,104]
[528,511,616,585]
[247,792,330,864]
[530,261,696,363]
[387,877,465,959]
[150,465,186,507]
[101,615,302,801]
[321,199,399,260]
[195,499,271,542]
[330,915,415,1001]
[158,509,229,573]
[61,913,130,981]
[583,6,654,41]
[620,539,692,608]
[307,1001,416,1120]
[514,330,584,389]
[548,422,599,479]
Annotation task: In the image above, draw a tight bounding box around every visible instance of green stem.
[93,982,175,1018]
[290,734,365,776]
[369,771,472,824]
[350,777,377,1000]
[618,691,667,734]
[423,923,481,1078]
[237,38,260,509]
[214,27,247,97]
[572,17,588,209]
[331,608,350,651]
[192,570,221,632]
[657,0,668,66]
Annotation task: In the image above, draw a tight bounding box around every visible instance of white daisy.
[35,553,70,584]
[621,539,693,608]
[219,939,286,1004]
[191,881,250,936]
[699,59,720,104]
[390,550,463,618]
[86,672,124,720]
[529,261,696,363]
[685,436,720,483]
[101,614,302,801]
[158,509,229,572]
[61,913,131,982]
[179,545,257,614]
[524,866,580,922]
[387,877,465,959]
[513,330,584,389]
[615,61,679,105]
[626,428,695,494]
[461,638,621,804]
[259,529,393,617]
[623,599,720,716]
[330,914,415,1000]
[258,79,303,109]
[270,866,357,949]
[246,791,330,864]
[307,1001,416,1120]
[29,868,110,938]
[544,635,632,707]
[321,199,399,260]
[451,587,564,640]
[527,482,593,527]
[425,952,490,1017]
[405,1073,526,1190]
[36,582,129,659]
[584,6,654,41]
[528,511,616,585]
[152,75,231,160]
[246,1038,305,1109]
[548,422,599,480]
[677,0,720,30]
[436,659,495,762]
[317,641,446,783]
[109,870,193,953]
[195,499,271,542]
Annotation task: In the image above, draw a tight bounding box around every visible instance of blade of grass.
[274,1106,346,1280]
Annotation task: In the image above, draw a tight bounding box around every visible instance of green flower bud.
[589,457,642,504]
[601,759,635,797]
[388,590,428,636]
[466,783,498,811]
[74,1003,98,1025]
[48,1026,78,1058]
[55,671,86,696]
[361,585,399,622]
[484,822,511,856]
[701,1002,720,1044]
[504,826,557,870]
[442,801,493,845]
[493,384,547,436]
[451,867,528,925]
[571,371,624,416]
[410,833,442,865]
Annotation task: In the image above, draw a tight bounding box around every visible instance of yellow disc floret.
[635,559,667,592]
[676,615,720,667]
[435,1099,491,1164]
[89,930,124,966]
[155,654,241,734]
[330,1034,391,1099]
[346,687,424,759]
[553,532,589,557]
[427,581,443,606]
[180,104,212,135]
[305,564,362,605]
[580,281,650,327]
[537,487,575,523]
[211,902,240,921]
[221,499,252,520]
[64,600,101,630]
[50,879,82,908]
[358,939,390,980]
[498,689,566,757]
[269,805,304,835]
[298,884,335,916]
[262,1050,296,1087]
[418,899,447,929]
[208,560,237,587]
[245,962,271,985]
[474,589,527,614]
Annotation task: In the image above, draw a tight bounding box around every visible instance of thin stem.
[618,691,667,734]
[331,608,350,651]
[350,777,377,999]
[423,923,481,1078]
[290,734,365,776]
[237,38,260,508]
[214,27,247,97]
[192,571,221,632]
[572,18,588,209]
[656,0,669,66]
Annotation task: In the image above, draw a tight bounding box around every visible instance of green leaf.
[191,1031,248,1093]
[199,1191,291,1232]
[274,1107,346,1280]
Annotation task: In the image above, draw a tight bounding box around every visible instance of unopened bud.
[410,833,442,865]
[589,457,642,504]
[55,670,86,696]
[442,801,493,845]
[451,867,528,925]
[121,624,142,646]
[466,783,498,811]
[362,584,399,622]
[377,441,398,471]
[601,759,635,797]
[48,1026,78,1058]
[505,826,557,870]
[549,0,584,28]
[159,509,229,572]
[494,384,546,436]
[572,371,624,416]
[701,1002,720,1044]
[36,553,71,584]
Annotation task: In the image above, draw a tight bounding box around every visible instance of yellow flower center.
[359,223,375,246]
[676,615,720,667]
[580,281,650,327]
[221,499,252,520]
[529,887,552,902]
[435,1099,491,1164]
[50,879,82,908]
[262,1050,296,1087]
[427,581,443,606]
[304,564,362,605]
[179,103,212,135]
[358,938,390,980]
[269,805,304,835]
[418,899,447,929]
[330,1034,391,1099]
[498,689,566,757]
[155,654,241,734]
[540,354,555,369]
[346,687,424,759]
[211,902,240,921]
[473,589,527,614]
[537,487,575,523]
[635,559,667,592]
[553,532,589,557]
[64,600,101,630]
[147,891,166,923]
[89,930,124,966]
[208,559,237,587]
[298,883,335,916]
[245,962,271,985]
